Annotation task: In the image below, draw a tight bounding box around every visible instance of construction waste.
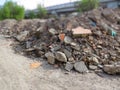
[0,8,120,75]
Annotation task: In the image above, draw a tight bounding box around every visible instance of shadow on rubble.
[96,72,120,79]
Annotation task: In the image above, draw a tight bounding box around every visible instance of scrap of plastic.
[111,30,117,36]
[90,20,96,27]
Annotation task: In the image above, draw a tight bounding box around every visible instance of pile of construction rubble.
[0,8,120,74]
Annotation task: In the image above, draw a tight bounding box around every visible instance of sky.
[0,0,78,10]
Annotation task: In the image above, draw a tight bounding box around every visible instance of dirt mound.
[0,8,120,74]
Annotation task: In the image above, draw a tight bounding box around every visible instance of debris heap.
[0,8,120,74]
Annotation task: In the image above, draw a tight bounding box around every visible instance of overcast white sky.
[0,0,78,10]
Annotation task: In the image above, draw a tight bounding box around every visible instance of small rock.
[68,57,75,62]
[83,47,92,53]
[88,36,94,41]
[25,48,35,52]
[26,41,31,49]
[34,42,46,50]
[54,64,59,68]
[36,27,44,33]
[16,31,29,41]
[14,45,24,53]
[49,28,58,35]
[70,42,80,51]
[98,64,103,69]
[98,40,103,45]
[89,65,97,70]
[74,61,88,73]
[65,62,73,71]
[55,51,67,62]
[97,45,102,49]
[45,52,55,64]
[92,57,99,65]
[103,64,120,74]
[50,44,61,52]
[94,31,102,36]
[36,50,45,57]
[63,49,72,58]
[104,54,109,59]
[64,36,73,44]
[66,22,72,31]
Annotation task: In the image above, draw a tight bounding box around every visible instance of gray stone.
[36,27,44,33]
[16,31,29,41]
[49,28,58,35]
[89,65,97,70]
[98,64,103,69]
[94,31,102,36]
[65,62,73,71]
[34,42,46,50]
[74,61,88,73]
[25,48,35,52]
[55,51,67,62]
[26,41,31,49]
[97,45,102,49]
[63,49,72,58]
[70,42,80,51]
[51,45,61,52]
[88,56,99,65]
[37,50,45,56]
[14,45,24,53]
[64,36,73,44]
[103,64,120,74]
[68,57,75,62]
[45,52,55,64]
[92,57,99,65]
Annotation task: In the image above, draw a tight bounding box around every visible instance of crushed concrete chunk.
[72,27,92,37]
[55,51,67,62]
[45,52,55,64]
[74,61,88,73]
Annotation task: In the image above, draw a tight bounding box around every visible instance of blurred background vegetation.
[77,0,99,12]
[0,1,25,20]
[0,1,48,20]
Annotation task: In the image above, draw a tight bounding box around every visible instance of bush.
[27,10,37,19]
[77,0,99,12]
[0,1,25,20]
[36,4,47,18]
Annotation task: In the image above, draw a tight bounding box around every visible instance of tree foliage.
[36,4,47,18]
[77,0,99,12]
[0,1,25,20]
[27,10,37,19]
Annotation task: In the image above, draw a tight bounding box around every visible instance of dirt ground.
[0,35,120,90]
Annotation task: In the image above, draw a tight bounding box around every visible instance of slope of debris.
[0,8,120,74]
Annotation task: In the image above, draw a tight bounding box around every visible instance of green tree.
[36,4,47,18]
[0,1,25,20]
[0,4,10,19]
[77,0,99,12]
[27,10,37,19]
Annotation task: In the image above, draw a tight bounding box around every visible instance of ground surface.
[0,35,120,90]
